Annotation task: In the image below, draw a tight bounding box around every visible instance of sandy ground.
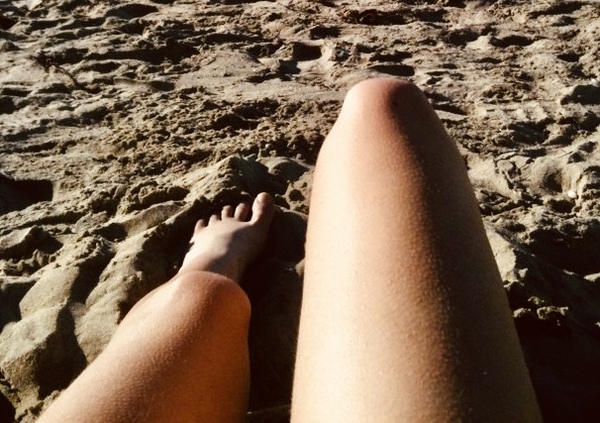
[1,0,599,421]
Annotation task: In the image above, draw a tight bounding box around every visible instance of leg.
[39,194,275,423]
[292,79,541,422]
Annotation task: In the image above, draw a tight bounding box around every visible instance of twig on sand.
[32,51,99,93]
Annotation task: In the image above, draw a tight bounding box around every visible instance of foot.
[178,192,276,282]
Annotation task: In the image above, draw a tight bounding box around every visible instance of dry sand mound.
[1,0,599,421]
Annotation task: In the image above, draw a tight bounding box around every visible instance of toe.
[189,220,207,244]
[234,203,250,221]
[222,205,233,219]
[209,214,221,225]
[194,219,207,231]
[250,192,275,226]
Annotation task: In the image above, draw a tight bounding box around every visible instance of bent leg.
[39,273,250,423]
[292,79,541,422]
[39,194,275,423]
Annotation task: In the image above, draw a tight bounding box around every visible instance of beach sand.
[1,0,599,421]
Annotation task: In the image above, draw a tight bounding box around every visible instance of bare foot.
[178,192,275,282]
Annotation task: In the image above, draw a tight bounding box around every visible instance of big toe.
[251,192,275,227]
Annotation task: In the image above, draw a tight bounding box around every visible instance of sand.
[1,0,599,421]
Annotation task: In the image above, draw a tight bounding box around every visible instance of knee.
[319,78,431,155]
[342,78,426,116]
[167,272,251,325]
